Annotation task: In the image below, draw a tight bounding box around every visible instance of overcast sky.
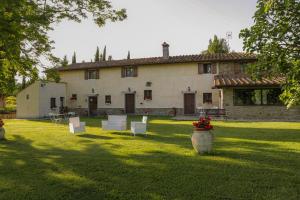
[48,0,257,63]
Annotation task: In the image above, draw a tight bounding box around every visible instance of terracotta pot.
[191,130,213,154]
[0,127,5,140]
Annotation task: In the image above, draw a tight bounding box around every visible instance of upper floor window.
[71,94,77,100]
[203,93,212,104]
[122,66,138,77]
[198,63,216,74]
[203,64,212,74]
[85,69,99,80]
[144,90,152,100]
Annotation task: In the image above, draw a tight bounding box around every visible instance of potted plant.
[0,118,5,140]
[191,116,213,154]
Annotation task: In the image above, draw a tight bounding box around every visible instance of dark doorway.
[184,93,195,115]
[125,93,135,114]
[89,96,98,116]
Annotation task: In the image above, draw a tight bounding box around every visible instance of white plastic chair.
[102,115,127,131]
[69,117,86,134]
[131,116,148,136]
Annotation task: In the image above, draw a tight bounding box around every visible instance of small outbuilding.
[16,81,66,119]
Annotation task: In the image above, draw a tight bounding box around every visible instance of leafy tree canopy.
[240,0,300,108]
[203,35,230,54]
[0,0,126,96]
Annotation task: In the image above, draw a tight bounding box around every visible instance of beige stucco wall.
[16,81,66,119]
[39,82,67,118]
[223,88,300,120]
[59,63,221,112]
[16,82,40,118]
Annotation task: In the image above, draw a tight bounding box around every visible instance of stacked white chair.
[69,117,86,133]
[131,116,148,136]
[102,115,127,131]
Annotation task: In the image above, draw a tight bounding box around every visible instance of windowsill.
[105,103,111,105]
[144,99,152,101]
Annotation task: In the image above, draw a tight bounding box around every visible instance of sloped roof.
[214,75,285,88]
[57,53,257,71]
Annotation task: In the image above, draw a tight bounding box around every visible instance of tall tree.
[0,0,126,95]
[127,51,131,59]
[61,55,68,67]
[240,0,300,108]
[203,35,230,54]
[72,52,77,64]
[102,46,107,61]
[95,47,100,62]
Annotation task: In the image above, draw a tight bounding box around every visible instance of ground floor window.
[50,98,56,109]
[105,95,111,104]
[203,93,212,104]
[144,90,152,100]
[233,88,282,106]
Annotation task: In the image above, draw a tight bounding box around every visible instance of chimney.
[162,42,170,59]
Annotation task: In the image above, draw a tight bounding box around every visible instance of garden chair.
[69,117,86,134]
[131,116,148,136]
[102,115,127,131]
[49,113,63,124]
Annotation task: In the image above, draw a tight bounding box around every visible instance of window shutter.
[121,67,125,78]
[84,70,88,80]
[212,64,217,74]
[133,66,138,77]
[198,64,204,74]
[96,69,100,79]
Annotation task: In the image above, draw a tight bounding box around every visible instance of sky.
[48,0,258,63]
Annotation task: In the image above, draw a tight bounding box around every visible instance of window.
[144,90,152,100]
[122,66,137,77]
[50,98,56,109]
[71,94,77,100]
[26,94,29,100]
[240,63,248,74]
[88,70,97,79]
[203,64,212,74]
[125,67,134,77]
[105,95,111,104]
[203,93,212,104]
[234,88,282,106]
[60,97,64,108]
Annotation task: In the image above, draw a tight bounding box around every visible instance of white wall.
[16,82,40,118]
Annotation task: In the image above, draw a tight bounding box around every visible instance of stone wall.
[223,88,300,120]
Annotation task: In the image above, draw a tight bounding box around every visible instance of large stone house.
[16,43,300,119]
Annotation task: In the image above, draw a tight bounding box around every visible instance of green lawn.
[0,117,300,200]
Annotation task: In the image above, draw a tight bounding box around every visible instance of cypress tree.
[127,51,131,59]
[61,55,68,67]
[95,46,100,62]
[102,46,107,61]
[72,52,77,64]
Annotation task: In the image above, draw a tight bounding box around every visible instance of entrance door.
[89,96,98,116]
[125,93,135,114]
[184,93,195,115]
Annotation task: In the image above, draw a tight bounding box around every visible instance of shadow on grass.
[1,123,300,200]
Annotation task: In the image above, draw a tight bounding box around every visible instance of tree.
[102,46,107,61]
[61,55,68,67]
[203,35,230,54]
[239,0,300,108]
[95,47,100,62]
[72,52,77,64]
[127,51,131,59]
[45,68,60,83]
[0,1,126,96]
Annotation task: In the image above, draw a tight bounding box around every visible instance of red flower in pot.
[192,116,213,131]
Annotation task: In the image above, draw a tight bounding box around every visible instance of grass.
[0,116,300,200]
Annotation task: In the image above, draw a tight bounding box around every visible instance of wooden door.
[89,96,98,116]
[184,93,195,115]
[125,94,135,114]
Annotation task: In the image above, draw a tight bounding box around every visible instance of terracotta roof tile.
[214,75,285,88]
[57,52,256,71]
